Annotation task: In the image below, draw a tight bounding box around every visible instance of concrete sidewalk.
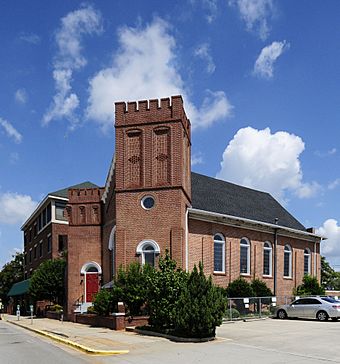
[4,314,163,356]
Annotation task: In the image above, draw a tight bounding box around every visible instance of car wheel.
[277,309,287,319]
[316,311,328,321]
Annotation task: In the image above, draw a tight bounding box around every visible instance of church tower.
[114,95,191,270]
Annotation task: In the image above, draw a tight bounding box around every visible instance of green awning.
[7,279,31,297]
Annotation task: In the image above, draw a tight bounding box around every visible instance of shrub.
[174,263,227,338]
[225,308,240,319]
[294,275,325,296]
[87,305,96,314]
[147,251,188,330]
[49,304,63,313]
[114,262,153,315]
[93,289,114,316]
[226,277,254,298]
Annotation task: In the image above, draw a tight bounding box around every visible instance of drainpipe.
[314,241,317,277]
[185,207,189,272]
[273,218,279,296]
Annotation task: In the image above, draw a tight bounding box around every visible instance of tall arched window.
[304,248,311,275]
[263,241,272,276]
[214,234,225,273]
[136,240,160,267]
[284,244,292,278]
[240,238,250,275]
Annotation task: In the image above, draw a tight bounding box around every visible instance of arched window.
[136,240,160,267]
[284,245,292,278]
[240,238,250,275]
[263,241,272,276]
[214,234,225,273]
[304,248,311,275]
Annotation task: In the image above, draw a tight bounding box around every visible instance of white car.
[276,296,340,321]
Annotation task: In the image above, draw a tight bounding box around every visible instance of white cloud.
[229,0,274,40]
[42,5,103,128]
[192,152,204,166]
[216,127,319,201]
[194,43,216,74]
[87,18,232,131]
[315,148,337,157]
[0,117,23,143]
[0,192,37,225]
[15,88,27,104]
[317,219,340,261]
[19,33,41,44]
[328,178,340,190]
[253,41,289,79]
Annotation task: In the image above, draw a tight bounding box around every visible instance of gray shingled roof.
[191,172,306,231]
[50,181,99,198]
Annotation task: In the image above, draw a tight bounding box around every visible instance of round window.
[141,196,155,210]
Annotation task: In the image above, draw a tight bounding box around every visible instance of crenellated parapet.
[115,95,191,137]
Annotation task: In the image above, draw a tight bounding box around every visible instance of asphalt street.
[0,321,88,364]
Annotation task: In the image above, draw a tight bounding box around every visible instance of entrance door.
[86,273,99,302]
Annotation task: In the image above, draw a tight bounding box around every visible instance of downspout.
[314,241,317,277]
[185,207,189,272]
[273,218,279,297]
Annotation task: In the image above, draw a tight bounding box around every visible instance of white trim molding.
[136,240,160,255]
[80,261,102,275]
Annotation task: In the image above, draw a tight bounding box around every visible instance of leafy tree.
[114,262,153,315]
[147,250,188,330]
[321,256,337,289]
[0,252,24,305]
[294,275,325,296]
[226,277,254,298]
[29,259,66,305]
[174,263,226,338]
[251,279,273,297]
[93,289,114,316]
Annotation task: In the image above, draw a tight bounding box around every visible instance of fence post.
[229,299,232,321]
[259,298,262,318]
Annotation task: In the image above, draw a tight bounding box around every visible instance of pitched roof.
[50,181,99,198]
[191,172,306,231]
[7,279,31,297]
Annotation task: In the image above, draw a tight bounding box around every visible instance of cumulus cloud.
[194,43,216,74]
[87,18,232,131]
[328,179,340,190]
[0,117,22,143]
[216,127,319,201]
[317,219,340,262]
[42,5,103,129]
[192,0,218,23]
[192,152,204,166]
[0,193,37,225]
[229,0,274,40]
[15,88,27,104]
[253,41,289,79]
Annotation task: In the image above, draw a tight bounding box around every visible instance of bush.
[87,306,96,314]
[93,289,114,316]
[226,277,254,298]
[225,308,240,319]
[147,251,188,330]
[114,262,153,315]
[251,279,273,304]
[174,263,227,338]
[49,304,63,313]
[294,275,325,296]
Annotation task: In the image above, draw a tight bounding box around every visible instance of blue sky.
[1,0,340,269]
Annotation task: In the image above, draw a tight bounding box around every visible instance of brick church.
[20,95,322,319]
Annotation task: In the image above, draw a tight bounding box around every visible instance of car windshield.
[321,297,339,303]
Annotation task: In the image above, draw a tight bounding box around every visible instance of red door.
[86,274,99,302]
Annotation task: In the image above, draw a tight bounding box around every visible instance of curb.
[134,328,215,342]
[6,320,129,356]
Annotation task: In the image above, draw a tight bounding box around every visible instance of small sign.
[271,297,277,303]
[243,298,249,304]
[30,305,33,313]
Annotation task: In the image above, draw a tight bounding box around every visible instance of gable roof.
[191,172,306,231]
[50,181,99,198]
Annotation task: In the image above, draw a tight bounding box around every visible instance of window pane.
[46,203,51,223]
[214,242,223,272]
[240,245,249,274]
[55,202,67,221]
[304,254,309,275]
[263,249,270,275]
[144,252,155,266]
[284,251,290,277]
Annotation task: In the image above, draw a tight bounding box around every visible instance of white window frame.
[304,248,311,275]
[213,233,225,274]
[136,240,160,266]
[240,237,251,275]
[263,241,273,277]
[284,244,292,278]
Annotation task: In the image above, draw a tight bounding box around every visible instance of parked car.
[276,296,340,321]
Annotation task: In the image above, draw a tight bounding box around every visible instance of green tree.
[147,251,188,330]
[114,262,153,315]
[0,252,24,305]
[321,256,337,289]
[174,263,226,338]
[29,259,66,305]
[294,275,325,296]
[93,289,114,316]
[251,279,273,297]
[226,277,254,298]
